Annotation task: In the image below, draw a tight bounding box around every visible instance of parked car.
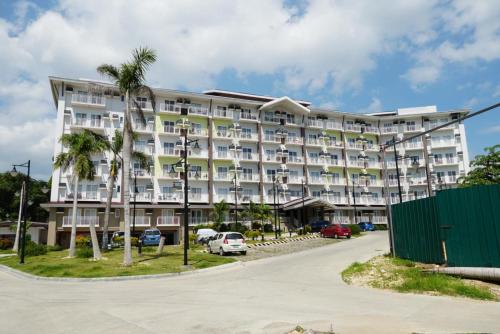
[208,232,247,256]
[196,228,217,244]
[110,231,125,248]
[140,229,162,246]
[309,220,330,232]
[320,224,352,239]
[358,222,375,231]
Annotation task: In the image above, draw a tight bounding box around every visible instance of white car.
[196,228,217,244]
[208,232,247,256]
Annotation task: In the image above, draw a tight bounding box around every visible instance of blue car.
[140,229,162,246]
[309,220,330,232]
[358,222,375,231]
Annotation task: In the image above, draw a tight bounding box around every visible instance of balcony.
[161,126,180,136]
[404,125,422,133]
[132,216,151,227]
[347,160,365,168]
[432,157,458,165]
[156,216,181,226]
[286,137,304,145]
[263,135,281,143]
[188,171,209,180]
[425,123,456,131]
[366,161,381,169]
[264,116,280,123]
[405,142,423,150]
[188,106,209,116]
[240,195,261,203]
[62,216,99,227]
[134,145,154,155]
[189,128,208,137]
[71,93,105,107]
[157,192,182,201]
[308,120,324,128]
[239,173,259,182]
[213,109,234,119]
[325,120,342,130]
[133,192,152,202]
[287,156,303,164]
[159,103,181,114]
[307,157,322,165]
[344,124,361,132]
[325,159,343,167]
[214,194,233,202]
[188,193,208,202]
[365,179,384,187]
[214,151,232,160]
[332,216,350,224]
[431,140,456,148]
[240,152,258,161]
[306,138,322,146]
[238,132,258,141]
[381,126,397,134]
[264,155,281,163]
[133,123,154,133]
[214,130,231,139]
[345,142,363,150]
[132,169,152,179]
[72,118,105,131]
[239,111,258,121]
[132,101,154,111]
[372,216,388,224]
[363,126,378,134]
[329,177,345,186]
[309,176,325,184]
[66,191,100,201]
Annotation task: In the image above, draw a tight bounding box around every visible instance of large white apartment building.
[44,77,470,246]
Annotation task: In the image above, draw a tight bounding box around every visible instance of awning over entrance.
[281,196,336,211]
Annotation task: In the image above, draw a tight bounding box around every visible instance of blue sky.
[0,0,499,179]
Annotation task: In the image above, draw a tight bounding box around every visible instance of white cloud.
[403,0,500,88]
[0,0,496,178]
[355,98,383,114]
[484,125,500,134]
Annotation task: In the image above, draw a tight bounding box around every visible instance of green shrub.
[24,241,47,257]
[47,245,63,252]
[0,239,13,250]
[189,233,197,244]
[251,222,261,230]
[374,224,388,231]
[263,223,273,233]
[244,230,261,240]
[76,246,93,258]
[75,235,90,248]
[218,223,229,232]
[232,223,248,234]
[347,224,361,235]
[130,237,139,247]
[304,225,312,234]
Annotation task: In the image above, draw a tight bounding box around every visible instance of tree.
[242,201,259,229]
[256,203,272,241]
[101,130,150,249]
[211,200,229,227]
[97,47,157,266]
[459,144,500,187]
[53,130,109,258]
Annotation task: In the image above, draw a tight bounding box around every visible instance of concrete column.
[47,208,57,246]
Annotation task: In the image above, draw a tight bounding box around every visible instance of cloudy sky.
[0,0,499,179]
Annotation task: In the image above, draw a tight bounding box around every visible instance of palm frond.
[96,64,120,82]
[137,84,156,112]
[132,99,146,125]
[132,151,151,173]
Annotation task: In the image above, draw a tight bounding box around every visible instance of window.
[217,167,228,179]
[75,113,87,125]
[217,125,227,136]
[310,171,320,181]
[241,128,252,138]
[190,123,202,134]
[265,130,274,141]
[312,191,321,197]
[242,147,252,159]
[217,146,228,158]
[288,151,298,162]
[164,121,174,133]
[163,142,174,155]
[447,170,457,182]
[265,149,275,160]
[190,188,202,201]
[90,114,101,127]
[286,114,295,124]
[162,164,172,176]
[164,99,175,111]
[242,168,253,180]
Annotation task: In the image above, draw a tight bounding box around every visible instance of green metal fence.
[392,184,500,267]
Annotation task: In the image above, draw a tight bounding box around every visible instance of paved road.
[1,232,499,334]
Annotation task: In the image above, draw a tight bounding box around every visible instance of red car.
[320,224,352,239]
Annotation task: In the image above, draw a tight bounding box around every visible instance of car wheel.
[241,251,247,256]
[320,232,324,238]
[347,235,351,239]
[219,248,225,256]
[334,234,338,239]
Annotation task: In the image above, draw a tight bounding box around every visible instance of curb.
[0,260,243,283]
[246,234,320,249]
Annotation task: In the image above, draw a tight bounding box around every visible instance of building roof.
[259,96,311,114]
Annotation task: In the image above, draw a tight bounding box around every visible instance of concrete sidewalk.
[0,231,498,333]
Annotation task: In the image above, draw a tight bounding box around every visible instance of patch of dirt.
[464,279,500,299]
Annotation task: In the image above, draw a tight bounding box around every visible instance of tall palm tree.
[97,47,157,266]
[211,200,230,228]
[101,130,151,249]
[242,201,259,229]
[54,129,109,258]
[256,203,272,241]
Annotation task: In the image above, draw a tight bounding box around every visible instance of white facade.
[44,77,470,246]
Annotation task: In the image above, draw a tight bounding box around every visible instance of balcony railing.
[345,142,363,150]
[162,126,180,135]
[325,121,342,130]
[286,137,303,145]
[213,109,233,118]
[332,216,350,224]
[62,216,99,227]
[372,216,387,224]
[132,101,153,110]
[66,192,99,200]
[133,123,154,132]
[71,93,105,106]
[188,106,209,116]
[239,132,258,141]
[381,126,397,134]
[72,119,104,129]
[189,128,208,136]
[406,142,423,149]
[156,216,180,226]
[287,156,303,163]
[344,124,361,132]
[132,216,151,227]
[188,171,209,180]
[240,153,257,161]
[431,140,455,148]
[239,173,259,182]
[308,120,324,128]
[405,125,422,132]
[134,145,154,155]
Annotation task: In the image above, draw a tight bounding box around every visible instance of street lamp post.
[392,136,403,203]
[10,160,30,264]
[132,170,138,236]
[272,176,279,239]
[301,178,306,228]
[233,172,238,226]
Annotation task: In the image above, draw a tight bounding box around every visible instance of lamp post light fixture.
[173,117,200,266]
[10,160,30,264]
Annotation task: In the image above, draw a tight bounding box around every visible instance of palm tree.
[101,130,151,249]
[242,201,259,229]
[211,200,230,229]
[256,203,272,241]
[97,47,157,266]
[53,129,109,258]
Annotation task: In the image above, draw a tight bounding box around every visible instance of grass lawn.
[0,249,16,255]
[342,255,498,301]
[0,245,235,278]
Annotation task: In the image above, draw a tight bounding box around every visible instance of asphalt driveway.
[0,231,498,333]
